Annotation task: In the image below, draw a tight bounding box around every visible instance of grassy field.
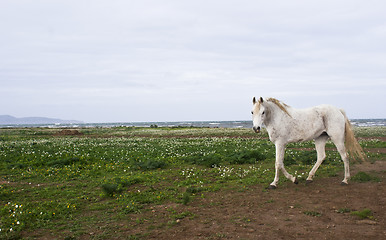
[0,126,385,239]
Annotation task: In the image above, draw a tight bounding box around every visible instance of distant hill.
[0,115,83,125]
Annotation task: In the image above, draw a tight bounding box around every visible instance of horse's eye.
[262,111,265,115]
[251,111,253,114]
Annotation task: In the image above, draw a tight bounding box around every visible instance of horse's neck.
[266,102,293,126]
[265,102,294,140]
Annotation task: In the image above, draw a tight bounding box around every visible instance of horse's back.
[293,104,345,140]
[293,104,344,125]
[315,104,345,123]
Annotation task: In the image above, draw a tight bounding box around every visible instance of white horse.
[251,97,366,189]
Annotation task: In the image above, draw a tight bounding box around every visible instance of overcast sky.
[1,0,385,122]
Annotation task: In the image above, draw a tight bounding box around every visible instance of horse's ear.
[259,97,264,103]
[253,97,257,104]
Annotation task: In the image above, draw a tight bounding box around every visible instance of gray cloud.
[1,0,385,122]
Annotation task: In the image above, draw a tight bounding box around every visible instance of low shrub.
[184,149,267,168]
[186,186,205,194]
[286,150,317,165]
[47,157,84,167]
[132,159,167,170]
[337,208,351,213]
[182,193,191,205]
[101,183,122,197]
[303,210,322,217]
[228,150,266,164]
[7,163,28,169]
[115,176,144,186]
[183,154,223,168]
[102,177,144,197]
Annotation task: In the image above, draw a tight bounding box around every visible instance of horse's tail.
[341,110,368,162]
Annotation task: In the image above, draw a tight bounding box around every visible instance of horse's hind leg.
[331,136,350,185]
[306,135,328,183]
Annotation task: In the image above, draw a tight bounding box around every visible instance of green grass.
[303,210,322,217]
[0,126,384,239]
[351,209,373,220]
[351,171,381,182]
[336,207,374,220]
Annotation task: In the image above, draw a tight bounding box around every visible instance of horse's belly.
[289,120,325,142]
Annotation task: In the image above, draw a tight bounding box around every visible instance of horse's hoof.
[267,185,277,190]
[306,180,313,185]
[293,177,298,184]
[340,182,348,186]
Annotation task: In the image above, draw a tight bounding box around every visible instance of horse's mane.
[267,98,291,117]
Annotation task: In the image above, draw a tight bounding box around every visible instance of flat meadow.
[0,126,385,239]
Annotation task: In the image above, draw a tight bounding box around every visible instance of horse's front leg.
[269,143,297,189]
[269,143,285,189]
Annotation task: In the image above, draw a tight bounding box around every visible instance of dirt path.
[128,161,386,240]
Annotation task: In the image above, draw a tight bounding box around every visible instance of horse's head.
[251,97,267,133]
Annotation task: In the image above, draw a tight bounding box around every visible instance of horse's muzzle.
[253,126,261,133]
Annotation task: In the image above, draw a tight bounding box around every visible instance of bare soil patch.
[121,162,386,240]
